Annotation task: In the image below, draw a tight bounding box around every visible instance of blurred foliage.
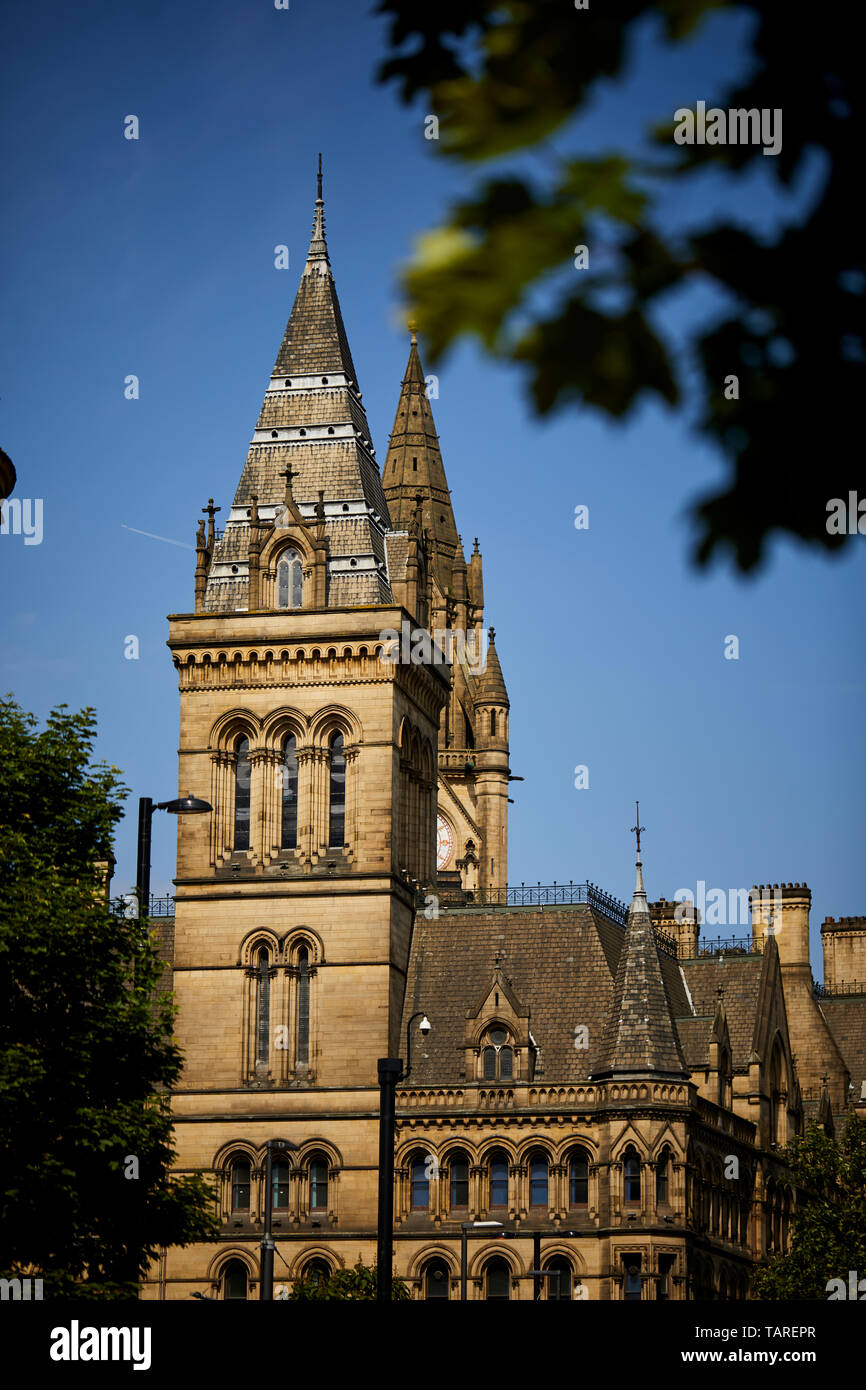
[0,697,218,1298]
[752,1113,866,1300]
[377,0,863,571]
[288,1258,410,1300]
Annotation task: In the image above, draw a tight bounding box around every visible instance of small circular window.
[490,1027,507,1046]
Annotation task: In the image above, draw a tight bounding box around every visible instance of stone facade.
[143,175,866,1301]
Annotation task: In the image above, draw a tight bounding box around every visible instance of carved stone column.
[295,746,316,863]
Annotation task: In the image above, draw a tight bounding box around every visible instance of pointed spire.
[307,152,328,263]
[451,534,469,604]
[591,816,688,1081]
[474,626,509,707]
[271,155,359,380]
[631,799,647,907]
[202,167,394,612]
[383,327,459,594]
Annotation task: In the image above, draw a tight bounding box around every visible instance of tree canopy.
[0,696,217,1298]
[752,1113,866,1300]
[288,1259,410,1300]
[377,0,863,572]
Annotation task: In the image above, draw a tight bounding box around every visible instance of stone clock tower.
[150,167,510,1297]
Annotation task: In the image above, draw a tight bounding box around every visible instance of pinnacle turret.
[383,330,459,599]
[591,815,689,1081]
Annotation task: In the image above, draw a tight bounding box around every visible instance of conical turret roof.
[382,329,459,596]
[591,818,688,1081]
[474,627,509,707]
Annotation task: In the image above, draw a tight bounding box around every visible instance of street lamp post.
[260,1137,299,1301]
[376,1010,432,1302]
[461,1222,504,1300]
[135,792,212,919]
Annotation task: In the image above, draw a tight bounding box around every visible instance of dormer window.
[276,548,303,609]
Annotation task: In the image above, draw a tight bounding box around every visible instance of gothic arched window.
[231,1158,250,1211]
[328,732,346,847]
[234,736,251,850]
[480,1026,514,1081]
[281,734,298,850]
[255,947,270,1069]
[624,1149,641,1205]
[488,1150,509,1209]
[450,1151,469,1210]
[569,1150,589,1207]
[222,1260,248,1300]
[271,1153,291,1210]
[529,1151,548,1208]
[423,1258,450,1300]
[410,1153,430,1210]
[484,1257,510,1301]
[276,548,303,609]
[309,1155,328,1211]
[545,1256,572,1301]
[296,944,310,1068]
[303,1259,331,1289]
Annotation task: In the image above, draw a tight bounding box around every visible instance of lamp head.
[161,793,212,815]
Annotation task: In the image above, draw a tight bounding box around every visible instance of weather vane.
[631,800,645,856]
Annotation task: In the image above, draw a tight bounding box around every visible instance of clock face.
[436,814,454,870]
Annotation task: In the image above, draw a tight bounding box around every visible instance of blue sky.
[1,1,863,974]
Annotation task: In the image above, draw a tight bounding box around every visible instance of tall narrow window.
[545,1257,572,1301]
[450,1152,469,1209]
[656,1150,670,1205]
[296,945,310,1068]
[223,1261,248,1300]
[624,1149,641,1204]
[328,732,346,847]
[255,947,270,1068]
[271,1155,290,1210]
[231,1159,250,1211]
[309,1156,328,1210]
[623,1256,642,1301]
[281,735,298,849]
[569,1151,589,1206]
[529,1151,548,1207]
[234,736,251,850]
[658,1253,676,1301]
[489,1151,508,1209]
[482,1047,496,1080]
[424,1259,450,1300]
[276,548,303,609]
[499,1046,513,1079]
[485,1258,510,1301]
[410,1153,430,1210]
